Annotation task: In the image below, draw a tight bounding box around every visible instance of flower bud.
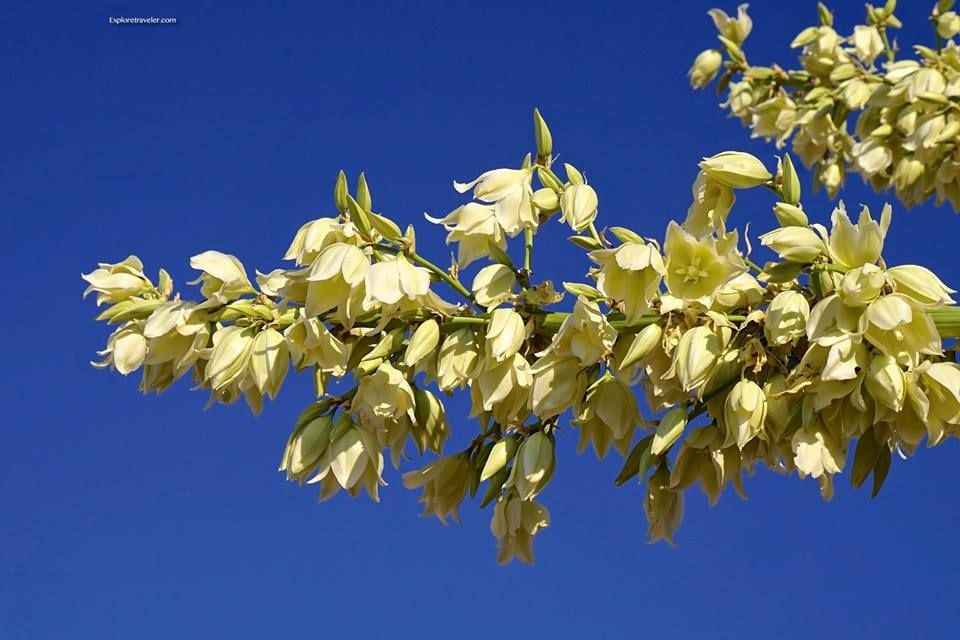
[865,354,906,413]
[509,432,555,500]
[404,319,440,367]
[652,407,688,456]
[333,170,349,214]
[688,49,722,88]
[673,325,722,391]
[250,328,289,400]
[472,264,517,309]
[699,151,772,189]
[937,11,960,39]
[485,308,526,363]
[778,154,802,205]
[772,202,808,227]
[532,188,559,212]
[759,226,826,263]
[765,291,810,345]
[619,323,663,370]
[533,108,553,162]
[723,380,767,449]
[530,353,582,419]
[559,183,599,231]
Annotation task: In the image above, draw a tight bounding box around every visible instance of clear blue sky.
[3,1,959,638]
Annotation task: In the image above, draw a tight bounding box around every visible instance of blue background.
[3,1,958,637]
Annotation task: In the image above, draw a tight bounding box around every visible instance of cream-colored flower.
[351,361,416,429]
[304,242,369,323]
[436,328,480,391]
[92,321,147,375]
[284,317,348,375]
[472,264,516,309]
[403,455,472,523]
[574,374,640,458]
[308,426,385,502]
[645,465,684,544]
[545,297,617,366]
[828,202,890,269]
[364,254,431,308]
[472,353,532,426]
[490,495,550,565]
[861,294,942,363]
[689,49,723,88]
[865,354,906,413]
[529,353,583,419]
[189,250,254,305]
[713,272,764,310]
[652,407,688,455]
[506,431,554,501]
[852,25,884,65]
[759,226,827,263]
[485,308,526,363]
[283,218,352,266]
[249,328,289,400]
[937,11,960,39]
[559,183,599,231]
[280,414,333,482]
[82,256,154,306]
[887,265,956,307]
[792,423,845,479]
[684,171,735,237]
[426,202,507,268]
[591,240,664,324]
[708,4,752,44]
[454,167,537,236]
[671,325,723,392]
[837,264,887,308]
[723,379,767,449]
[765,290,810,345]
[699,151,771,188]
[664,221,744,305]
[205,325,256,393]
[404,319,440,368]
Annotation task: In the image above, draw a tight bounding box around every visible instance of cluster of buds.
[84,112,960,564]
[690,1,960,210]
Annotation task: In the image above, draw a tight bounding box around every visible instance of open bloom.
[364,254,431,308]
[189,251,254,306]
[426,202,507,268]
[664,222,744,306]
[591,240,665,324]
[684,171,735,237]
[303,242,369,324]
[828,202,890,269]
[490,495,550,565]
[82,255,154,306]
[544,297,617,366]
[454,167,537,236]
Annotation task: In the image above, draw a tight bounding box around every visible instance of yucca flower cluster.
[690,1,960,210]
[84,111,960,564]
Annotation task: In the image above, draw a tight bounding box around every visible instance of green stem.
[523,228,534,278]
[879,27,896,63]
[377,243,475,303]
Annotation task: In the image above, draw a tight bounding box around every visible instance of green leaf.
[851,429,880,489]
[871,446,892,499]
[615,435,654,486]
